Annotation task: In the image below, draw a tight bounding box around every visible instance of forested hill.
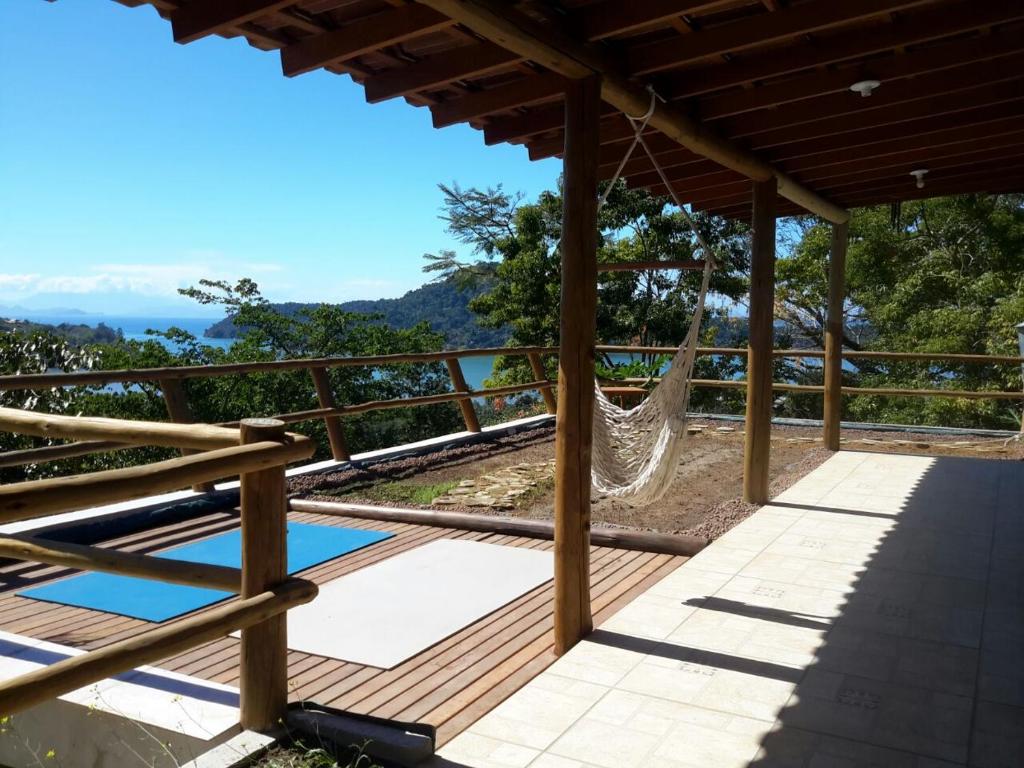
[204,276,510,348]
[0,318,122,345]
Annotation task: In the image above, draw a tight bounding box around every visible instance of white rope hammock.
[590,88,721,506]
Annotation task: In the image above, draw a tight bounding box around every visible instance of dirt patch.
[290,422,1022,541]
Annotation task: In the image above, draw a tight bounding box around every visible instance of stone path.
[432,461,556,511]
[431,450,1024,767]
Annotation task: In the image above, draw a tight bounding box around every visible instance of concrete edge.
[179,729,280,768]
[15,414,555,545]
[690,411,1021,439]
[286,703,436,767]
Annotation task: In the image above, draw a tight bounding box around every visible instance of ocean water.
[14,314,234,353]
[12,314,678,390]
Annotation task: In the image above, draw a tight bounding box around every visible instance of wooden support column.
[445,357,482,433]
[309,367,350,461]
[823,222,850,451]
[742,180,777,505]
[160,378,215,493]
[239,418,289,732]
[554,74,600,656]
[528,352,557,415]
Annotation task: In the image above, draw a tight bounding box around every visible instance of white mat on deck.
[281,538,553,668]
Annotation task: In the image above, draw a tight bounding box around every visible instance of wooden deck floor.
[0,508,685,745]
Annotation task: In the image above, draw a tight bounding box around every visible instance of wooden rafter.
[695,28,1024,119]
[574,0,739,41]
[629,0,934,75]
[430,72,567,128]
[659,0,1024,99]
[171,0,294,44]
[417,0,847,221]
[281,5,454,77]
[363,42,522,103]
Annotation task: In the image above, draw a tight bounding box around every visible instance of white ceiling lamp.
[849,79,881,98]
[910,169,929,189]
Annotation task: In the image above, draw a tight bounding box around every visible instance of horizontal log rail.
[2,345,1022,393]
[0,437,314,524]
[289,499,707,556]
[0,345,557,390]
[0,533,242,591]
[0,439,125,469]
[0,578,317,717]
[612,378,1024,399]
[0,412,317,729]
[0,407,241,450]
[2,345,1021,470]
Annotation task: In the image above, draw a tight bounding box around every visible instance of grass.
[334,479,460,506]
[252,741,381,768]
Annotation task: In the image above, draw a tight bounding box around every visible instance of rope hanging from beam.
[589,88,726,506]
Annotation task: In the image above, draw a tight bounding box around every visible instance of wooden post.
[554,74,600,656]
[742,180,777,505]
[445,357,482,433]
[239,418,289,732]
[823,222,849,451]
[160,378,215,493]
[528,352,557,414]
[309,367,350,461]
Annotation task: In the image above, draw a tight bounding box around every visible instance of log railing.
[0,408,318,730]
[1,344,1022,473]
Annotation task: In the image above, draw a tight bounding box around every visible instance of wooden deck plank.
[0,507,687,749]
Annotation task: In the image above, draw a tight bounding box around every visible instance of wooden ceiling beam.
[659,0,1024,99]
[780,117,1024,175]
[642,131,1024,189]
[630,0,933,75]
[363,42,522,103]
[695,28,1024,119]
[483,101,618,145]
[791,132,1024,184]
[705,176,1024,219]
[684,160,1024,211]
[280,5,454,77]
[171,0,294,44]
[650,143,1024,202]
[430,72,567,128]
[817,158,1024,195]
[623,82,1024,190]
[834,178,1024,208]
[415,0,848,222]
[573,0,737,41]
[768,102,1024,165]
[748,81,1024,153]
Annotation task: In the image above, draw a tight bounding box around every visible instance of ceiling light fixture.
[849,79,881,98]
[910,169,929,189]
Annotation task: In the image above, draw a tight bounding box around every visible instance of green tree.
[1,280,465,481]
[424,181,752,412]
[776,193,1024,428]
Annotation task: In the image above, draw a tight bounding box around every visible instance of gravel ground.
[290,422,1022,541]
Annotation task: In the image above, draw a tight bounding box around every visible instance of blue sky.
[0,1,561,316]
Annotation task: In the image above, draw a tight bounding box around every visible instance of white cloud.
[0,274,42,291]
[0,261,287,300]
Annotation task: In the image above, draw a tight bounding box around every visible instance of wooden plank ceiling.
[116,0,1024,220]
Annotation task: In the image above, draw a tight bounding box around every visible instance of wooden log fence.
[0,411,318,730]
[289,498,707,556]
[1,345,1022,472]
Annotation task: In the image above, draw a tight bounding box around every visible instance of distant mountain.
[1,318,122,345]
[0,304,90,318]
[204,275,510,349]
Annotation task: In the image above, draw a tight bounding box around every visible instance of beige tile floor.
[431,450,1024,768]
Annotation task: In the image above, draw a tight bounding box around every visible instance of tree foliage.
[423,180,752,414]
[776,194,1024,428]
[2,280,463,482]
